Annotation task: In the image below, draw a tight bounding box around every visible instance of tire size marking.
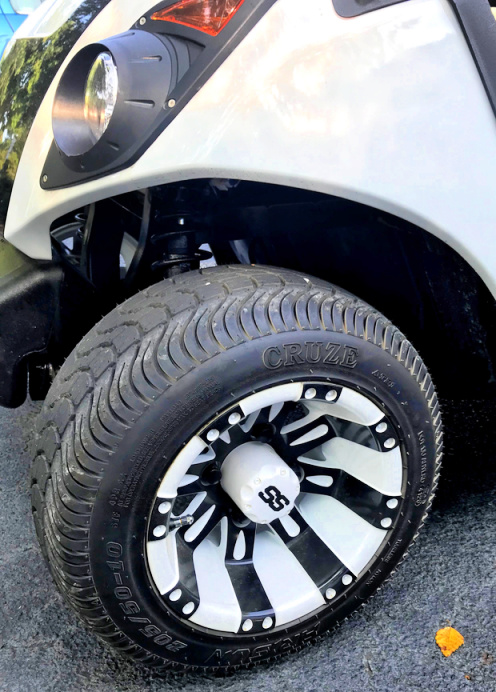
[263,342,358,370]
[415,430,430,506]
[371,370,396,388]
[204,624,321,666]
[105,542,187,653]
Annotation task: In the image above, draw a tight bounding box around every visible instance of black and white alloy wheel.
[32,266,442,673]
[147,381,404,636]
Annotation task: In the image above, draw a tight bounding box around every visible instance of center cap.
[221,441,300,524]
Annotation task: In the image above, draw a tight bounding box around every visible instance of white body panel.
[5,0,496,298]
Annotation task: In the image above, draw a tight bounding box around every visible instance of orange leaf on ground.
[435,627,464,657]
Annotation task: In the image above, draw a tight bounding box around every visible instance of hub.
[221,441,300,524]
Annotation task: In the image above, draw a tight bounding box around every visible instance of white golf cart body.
[5,0,496,304]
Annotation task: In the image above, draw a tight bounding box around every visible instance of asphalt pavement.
[0,399,495,692]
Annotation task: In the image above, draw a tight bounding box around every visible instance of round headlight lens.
[84,51,118,145]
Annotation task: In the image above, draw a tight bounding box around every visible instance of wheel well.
[51,179,496,400]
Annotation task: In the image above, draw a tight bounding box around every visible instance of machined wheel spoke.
[298,493,387,576]
[318,436,403,496]
[225,520,256,563]
[181,500,225,550]
[299,462,399,528]
[224,522,273,626]
[283,416,336,459]
[175,475,206,497]
[271,507,346,587]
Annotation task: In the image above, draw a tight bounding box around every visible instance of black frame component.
[447,0,496,119]
[41,0,277,190]
[0,239,98,408]
[0,240,62,407]
[332,0,408,18]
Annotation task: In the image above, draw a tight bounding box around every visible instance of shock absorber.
[151,221,212,278]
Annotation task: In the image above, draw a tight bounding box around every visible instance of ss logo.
[258,486,290,512]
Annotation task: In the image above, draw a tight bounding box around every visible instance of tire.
[31,265,442,673]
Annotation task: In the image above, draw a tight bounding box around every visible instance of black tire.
[31,265,442,673]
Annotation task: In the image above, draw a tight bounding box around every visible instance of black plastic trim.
[332,0,408,18]
[41,0,277,190]
[447,0,496,119]
[0,240,62,408]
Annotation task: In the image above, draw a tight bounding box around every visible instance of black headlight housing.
[50,30,189,178]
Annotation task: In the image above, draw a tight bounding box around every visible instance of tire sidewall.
[89,328,437,670]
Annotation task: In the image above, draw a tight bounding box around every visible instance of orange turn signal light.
[152,0,245,37]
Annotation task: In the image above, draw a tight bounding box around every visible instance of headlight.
[51,31,182,169]
[84,52,118,146]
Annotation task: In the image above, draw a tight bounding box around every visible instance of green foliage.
[0,0,109,226]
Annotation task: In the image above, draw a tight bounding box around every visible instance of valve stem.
[169,515,195,530]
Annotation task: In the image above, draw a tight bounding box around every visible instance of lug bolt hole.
[201,464,222,486]
[251,422,276,442]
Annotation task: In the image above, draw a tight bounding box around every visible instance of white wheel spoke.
[178,474,200,489]
[279,513,301,537]
[289,423,329,447]
[268,401,284,422]
[316,437,403,496]
[157,436,207,499]
[219,430,231,444]
[306,475,334,488]
[239,411,260,432]
[298,494,387,576]
[147,530,180,595]
[304,389,384,426]
[239,383,303,416]
[253,529,324,626]
[184,505,217,544]
[233,530,246,560]
[190,519,242,633]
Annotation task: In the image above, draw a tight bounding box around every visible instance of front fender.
[4,0,496,305]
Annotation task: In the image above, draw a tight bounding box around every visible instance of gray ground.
[0,399,495,692]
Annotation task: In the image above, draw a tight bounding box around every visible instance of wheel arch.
[67,178,496,402]
[199,181,496,401]
[3,178,495,408]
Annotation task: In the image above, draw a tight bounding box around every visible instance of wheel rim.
[145,381,405,636]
